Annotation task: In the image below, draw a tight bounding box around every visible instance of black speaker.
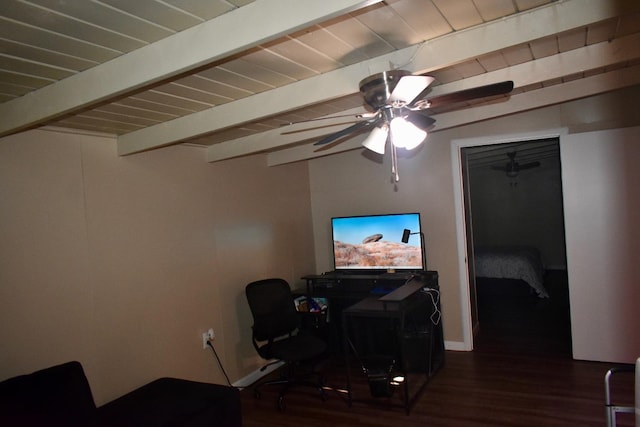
[401,329,431,373]
[363,360,395,398]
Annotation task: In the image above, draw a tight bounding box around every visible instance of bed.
[474,246,549,298]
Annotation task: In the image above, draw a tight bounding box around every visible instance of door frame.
[450,128,567,351]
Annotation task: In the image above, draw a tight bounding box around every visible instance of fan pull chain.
[391,143,400,182]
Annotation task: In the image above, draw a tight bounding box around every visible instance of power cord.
[206,340,234,388]
[422,288,441,325]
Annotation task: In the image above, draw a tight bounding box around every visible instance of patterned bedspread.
[474,246,549,298]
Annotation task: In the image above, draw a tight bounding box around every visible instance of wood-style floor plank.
[239,271,636,426]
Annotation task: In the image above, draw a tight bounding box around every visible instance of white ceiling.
[1,0,639,166]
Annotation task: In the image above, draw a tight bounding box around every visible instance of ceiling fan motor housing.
[506,163,520,177]
[359,70,412,110]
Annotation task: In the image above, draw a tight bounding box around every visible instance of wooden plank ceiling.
[0,0,639,166]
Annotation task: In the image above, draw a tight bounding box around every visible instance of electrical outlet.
[202,328,215,349]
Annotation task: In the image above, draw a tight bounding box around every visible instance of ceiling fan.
[294,69,514,181]
[491,151,541,178]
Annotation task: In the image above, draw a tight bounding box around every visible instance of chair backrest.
[245,278,299,342]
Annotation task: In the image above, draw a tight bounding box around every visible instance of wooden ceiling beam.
[0,0,381,138]
[206,35,640,164]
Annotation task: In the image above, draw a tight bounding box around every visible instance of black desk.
[302,271,441,354]
[302,272,444,414]
[341,281,441,414]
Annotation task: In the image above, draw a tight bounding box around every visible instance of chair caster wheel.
[277,396,286,411]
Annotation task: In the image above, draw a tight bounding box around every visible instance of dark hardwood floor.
[239,271,635,426]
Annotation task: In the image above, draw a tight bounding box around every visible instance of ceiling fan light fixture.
[389,117,427,150]
[361,125,389,154]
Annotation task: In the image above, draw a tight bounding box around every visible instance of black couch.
[0,361,242,427]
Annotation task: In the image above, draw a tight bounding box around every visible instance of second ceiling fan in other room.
[491,151,541,178]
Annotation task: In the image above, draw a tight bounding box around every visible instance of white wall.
[562,126,640,363]
[0,129,315,404]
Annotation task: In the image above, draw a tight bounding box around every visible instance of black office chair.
[245,278,327,410]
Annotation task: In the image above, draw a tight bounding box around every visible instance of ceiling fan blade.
[519,161,541,170]
[420,80,514,109]
[313,120,374,146]
[405,111,436,130]
[388,75,435,105]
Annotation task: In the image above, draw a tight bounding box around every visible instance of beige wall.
[309,130,463,344]
[0,129,314,404]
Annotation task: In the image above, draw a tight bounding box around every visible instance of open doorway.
[459,136,571,356]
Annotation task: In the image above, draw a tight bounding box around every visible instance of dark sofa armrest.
[97,377,242,427]
[0,361,97,427]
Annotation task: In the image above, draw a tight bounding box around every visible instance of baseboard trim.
[445,340,468,351]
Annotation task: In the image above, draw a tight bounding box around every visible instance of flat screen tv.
[331,212,424,272]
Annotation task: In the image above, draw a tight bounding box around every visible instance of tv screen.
[331,213,424,272]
